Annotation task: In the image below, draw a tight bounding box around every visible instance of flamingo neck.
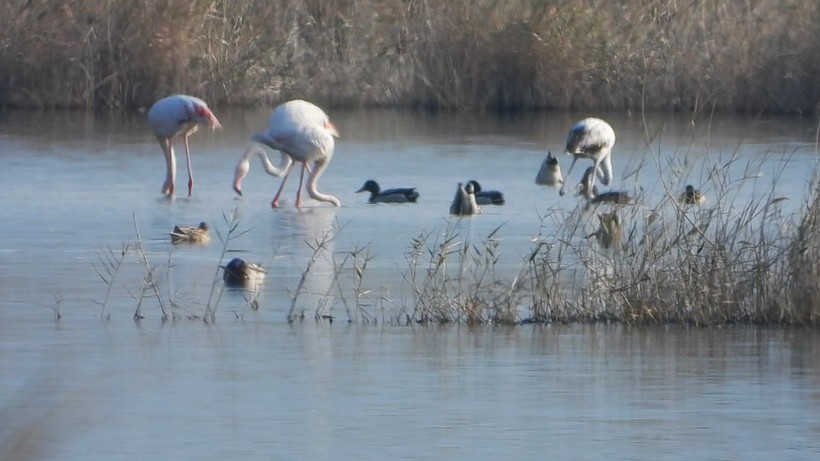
[242,145,292,177]
[305,159,340,206]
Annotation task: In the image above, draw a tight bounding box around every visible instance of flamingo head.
[193,105,222,130]
[325,121,339,137]
[232,157,250,196]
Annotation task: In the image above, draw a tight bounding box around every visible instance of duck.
[222,258,266,287]
[355,179,419,203]
[467,180,505,205]
[449,182,480,216]
[170,221,210,244]
[577,166,635,206]
[586,211,622,251]
[679,185,706,205]
[535,151,564,187]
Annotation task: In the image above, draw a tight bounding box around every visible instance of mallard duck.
[559,118,616,197]
[679,185,706,205]
[170,221,210,244]
[577,167,635,205]
[587,211,622,251]
[535,151,564,187]
[355,179,420,203]
[467,180,505,206]
[449,182,480,216]
[223,258,266,287]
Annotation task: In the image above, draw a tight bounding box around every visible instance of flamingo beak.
[196,106,222,130]
[233,158,249,196]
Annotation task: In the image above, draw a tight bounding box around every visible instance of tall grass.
[2,1,819,112]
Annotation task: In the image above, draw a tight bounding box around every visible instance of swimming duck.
[467,180,505,206]
[587,211,622,251]
[170,221,210,244]
[577,167,635,206]
[449,182,480,217]
[356,179,419,203]
[679,185,706,205]
[535,151,564,187]
[222,258,266,287]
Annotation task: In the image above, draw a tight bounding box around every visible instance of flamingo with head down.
[559,118,615,197]
[232,100,340,208]
[147,94,221,197]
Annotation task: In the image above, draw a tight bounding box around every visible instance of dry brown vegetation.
[1,0,819,112]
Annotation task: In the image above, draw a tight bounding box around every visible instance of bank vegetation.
[1,0,819,113]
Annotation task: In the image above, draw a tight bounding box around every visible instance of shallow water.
[1,109,819,459]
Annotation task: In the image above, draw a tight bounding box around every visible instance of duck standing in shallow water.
[679,185,706,205]
[577,167,635,206]
[467,180,505,206]
[223,258,266,287]
[450,182,480,216]
[587,211,622,251]
[535,151,564,187]
[356,180,420,203]
[170,222,210,244]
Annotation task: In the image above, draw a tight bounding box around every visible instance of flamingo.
[232,99,340,208]
[559,118,615,197]
[147,94,222,197]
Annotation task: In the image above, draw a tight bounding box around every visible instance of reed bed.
[387,162,819,326]
[89,148,820,326]
[2,1,819,113]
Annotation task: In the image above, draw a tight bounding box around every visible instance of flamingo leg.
[271,163,295,208]
[597,154,613,187]
[559,156,579,196]
[183,134,194,196]
[295,163,308,208]
[160,137,176,196]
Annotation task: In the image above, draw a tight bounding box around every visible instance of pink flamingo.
[147,95,221,197]
[232,99,340,208]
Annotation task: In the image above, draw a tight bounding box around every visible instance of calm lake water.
[1,108,819,459]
